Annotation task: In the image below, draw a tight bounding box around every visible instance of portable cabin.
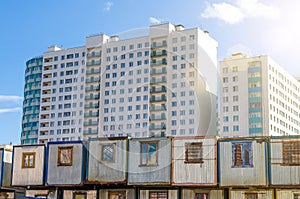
[172,136,217,186]
[218,137,268,187]
[99,189,135,199]
[46,141,86,186]
[181,189,223,199]
[0,146,12,188]
[127,137,172,186]
[11,145,45,186]
[229,189,273,199]
[86,137,127,184]
[276,189,300,199]
[269,136,300,186]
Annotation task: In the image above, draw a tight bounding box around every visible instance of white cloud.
[0,95,23,103]
[149,17,162,25]
[104,1,113,11]
[202,0,280,24]
[0,107,21,114]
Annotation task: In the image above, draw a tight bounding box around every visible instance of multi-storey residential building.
[219,53,300,137]
[38,46,86,143]
[21,23,218,143]
[21,57,43,144]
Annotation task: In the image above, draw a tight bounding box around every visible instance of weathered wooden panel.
[230,189,273,199]
[47,142,85,185]
[219,139,268,186]
[139,190,177,199]
[276,189,300,199]
[12,145,45,186]
[173,137,217,185]
[87,139,127,183]
[64,190,96,199]
[128,137,172,185]
[99,189,135,199]
[269,138,300,185]
[182,189,223,199]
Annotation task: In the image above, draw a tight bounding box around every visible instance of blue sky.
[0,0,299,144]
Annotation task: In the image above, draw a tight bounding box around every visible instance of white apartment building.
[219,53,300,137]
[38,46,86,143]
[22,23,218,143]
[84,23,218,139]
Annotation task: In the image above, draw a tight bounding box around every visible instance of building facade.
[219,53,300,137]
[22,23,218,143]
[21,57,43,144]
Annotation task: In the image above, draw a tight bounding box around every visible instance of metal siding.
[173,138,216,185]
[47,143,83,185]
[219,140,267,186]
[99,189,135,199]
[181,189,223,199]
[12,145,45,186]
[128,138,171,185]
[270,138,300,185]
[230,190,273,199]
[87,139,127,183]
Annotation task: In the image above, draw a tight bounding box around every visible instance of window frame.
[108,191,126,199]
[140,141,158,166]
[22,152,36,169]
[245,193,258,199]
[57,146,73,166]
[195,193,209,199]
[184,142,204,164]
[232,142,253,168]
[73,192,87,199]
[149,191,168,199]
[282,141,300,166]
[101,143,116,163]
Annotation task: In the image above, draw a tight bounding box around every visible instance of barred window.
[245,193,258,199]
[101,144,115,162]
[185,142,203,164]
[149,191,168,199]
[283,141,300,165]
[195,193,209,199]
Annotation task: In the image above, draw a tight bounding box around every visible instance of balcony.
[248,67,261,73]
[85,94,100,100]
[150,115,166,121]
[149,124,166,130]
[151,51,167,57]
[85,86,100,92]
[86,60,101,66]
[84,103,100,108]
[150,96,167,103]
[150,86,167,93]
[150,78,166,85]
[84,112,99,117]
[248,97,261,103]
[84,121,99,126]
[151,68,167,75]
[248,77,261,83]
[151,60,167,67]
[151,41,167,49]
[248,87,261,92]
[86,69,101,75]
[87,52,101,58]
[86,77,100,83]
[150,105,166,111]
[83,129,98,135]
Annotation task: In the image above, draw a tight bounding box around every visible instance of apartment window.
[223,126,229,132]
[101,144,115,162]
[223,116,229,122]
[233,125,239,131]
[232,142,253,168]
[149,191,168,199]
[233,95,239,102]
[232,66,238,72]
[233,76,238,82]
[195,193,209,199]
[245,193,258,199]
[223,77,228,83]
[233,105,239,111]
[223,97,229,102]
[140,142,158,166]
[233,86,238,92]
[108,192,126,199]
[282,141,300,165]
[233,115,239,121]
[22,152,35,168]
[185,142,203,164]
[57,146,73,166]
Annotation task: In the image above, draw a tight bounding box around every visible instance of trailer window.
[57,146,73,166]
[101,144,115,162]
[185,142,203,164]
[294,193,300,199]
[108,191,126,199]
[232,142,253,168]
[245,193,258,199]
[149,191,168,199]
[140,142,158,166]
[22,152,36,169]
[283,141,300,165]
[195,193,209,199]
